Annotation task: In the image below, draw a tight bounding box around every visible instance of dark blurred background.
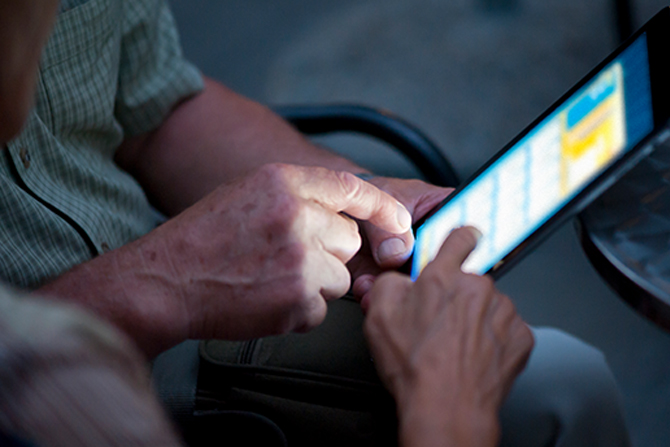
[168,1,670,445]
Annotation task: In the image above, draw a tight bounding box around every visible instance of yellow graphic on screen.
[560,65,626,195]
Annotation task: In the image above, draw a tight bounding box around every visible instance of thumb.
[361,220,415,268]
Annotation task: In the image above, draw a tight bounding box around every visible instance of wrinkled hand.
[363,227,534,447]
[144,163,412,341]
[347,177,452,299]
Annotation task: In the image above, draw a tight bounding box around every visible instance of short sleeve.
[115,0,204,136]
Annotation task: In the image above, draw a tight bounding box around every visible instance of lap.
[499,327,631,447]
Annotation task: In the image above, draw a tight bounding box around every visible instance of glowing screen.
[412,35,653,278]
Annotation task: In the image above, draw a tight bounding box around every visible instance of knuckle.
[254,163,296,195]
[342,218,363,259]
[284,290,314,319]
[336,171,363,201]
[330,262,353,299]
[337,171,395,221]
[418,271,449,296]
[419,270,497,309]
[460,273,494,297]
[343,213,360,234]
[249,164,301,213]
[276,194,301,218]
[454,274,498,311]
[291,297,328,333]
[256,162,291,182]
[262,194,303,238]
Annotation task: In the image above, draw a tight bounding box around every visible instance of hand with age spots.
[132,163,412,345]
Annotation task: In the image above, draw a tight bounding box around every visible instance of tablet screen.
[412,34,654,279]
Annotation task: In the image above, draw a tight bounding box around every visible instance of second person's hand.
[364,227,534,447]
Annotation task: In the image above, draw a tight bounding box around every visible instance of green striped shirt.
[0,0,203,288]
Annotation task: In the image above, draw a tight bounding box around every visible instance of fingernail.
[396,202,412,231]
[377,237,408,263]
[358,277,374,296]
[468,227,483,242]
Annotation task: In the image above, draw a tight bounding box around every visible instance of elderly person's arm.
[115,77,452,268]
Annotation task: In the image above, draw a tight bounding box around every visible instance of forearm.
[116,76,367,216]
[35,230,190,359]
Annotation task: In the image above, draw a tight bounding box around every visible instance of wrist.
[397,379,500,447]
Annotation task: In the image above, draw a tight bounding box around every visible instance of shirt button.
[101,242,111,253]
[19,147,31,169]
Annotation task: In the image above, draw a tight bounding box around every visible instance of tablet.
[410,7,670,280]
